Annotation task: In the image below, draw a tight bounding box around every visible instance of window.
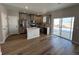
[53,17,74,40]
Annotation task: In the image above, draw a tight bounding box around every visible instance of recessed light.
[56,3,62,4]
[25,6,28,9]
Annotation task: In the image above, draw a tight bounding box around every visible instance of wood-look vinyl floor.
[1,34,79,55]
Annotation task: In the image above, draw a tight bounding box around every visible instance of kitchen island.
[27,27,40,40]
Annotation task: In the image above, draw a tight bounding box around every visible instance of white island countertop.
[27,27,39,30]
[26,27,40,40]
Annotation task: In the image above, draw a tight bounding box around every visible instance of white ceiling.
[2,3,76,14]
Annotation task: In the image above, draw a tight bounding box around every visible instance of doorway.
[53,17,74,40]
[8,16,19,35]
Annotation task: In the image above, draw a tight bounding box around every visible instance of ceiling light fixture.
[25,6,28,9]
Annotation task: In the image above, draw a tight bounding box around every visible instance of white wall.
[7,10,19,35]
[0,45,2,55]
[0,11,3,43]
[0,4,8,44]
[0,4,19,44]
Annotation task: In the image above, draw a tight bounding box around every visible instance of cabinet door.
[35,16,43,24]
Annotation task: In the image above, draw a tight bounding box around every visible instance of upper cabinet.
[19,12,30,20]
[34,15,43,24]
[19,12,51,26]
[29,14,43,24]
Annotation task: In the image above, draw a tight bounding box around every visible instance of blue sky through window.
[62,18,72,24]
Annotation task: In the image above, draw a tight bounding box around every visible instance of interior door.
[8,16,19,35]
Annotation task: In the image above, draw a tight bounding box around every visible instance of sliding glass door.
[53,17,74,40]
[61,17,74,40]
[70,17,74,40]
[53,18,61,36]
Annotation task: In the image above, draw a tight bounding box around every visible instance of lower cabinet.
[40,27,50,35]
